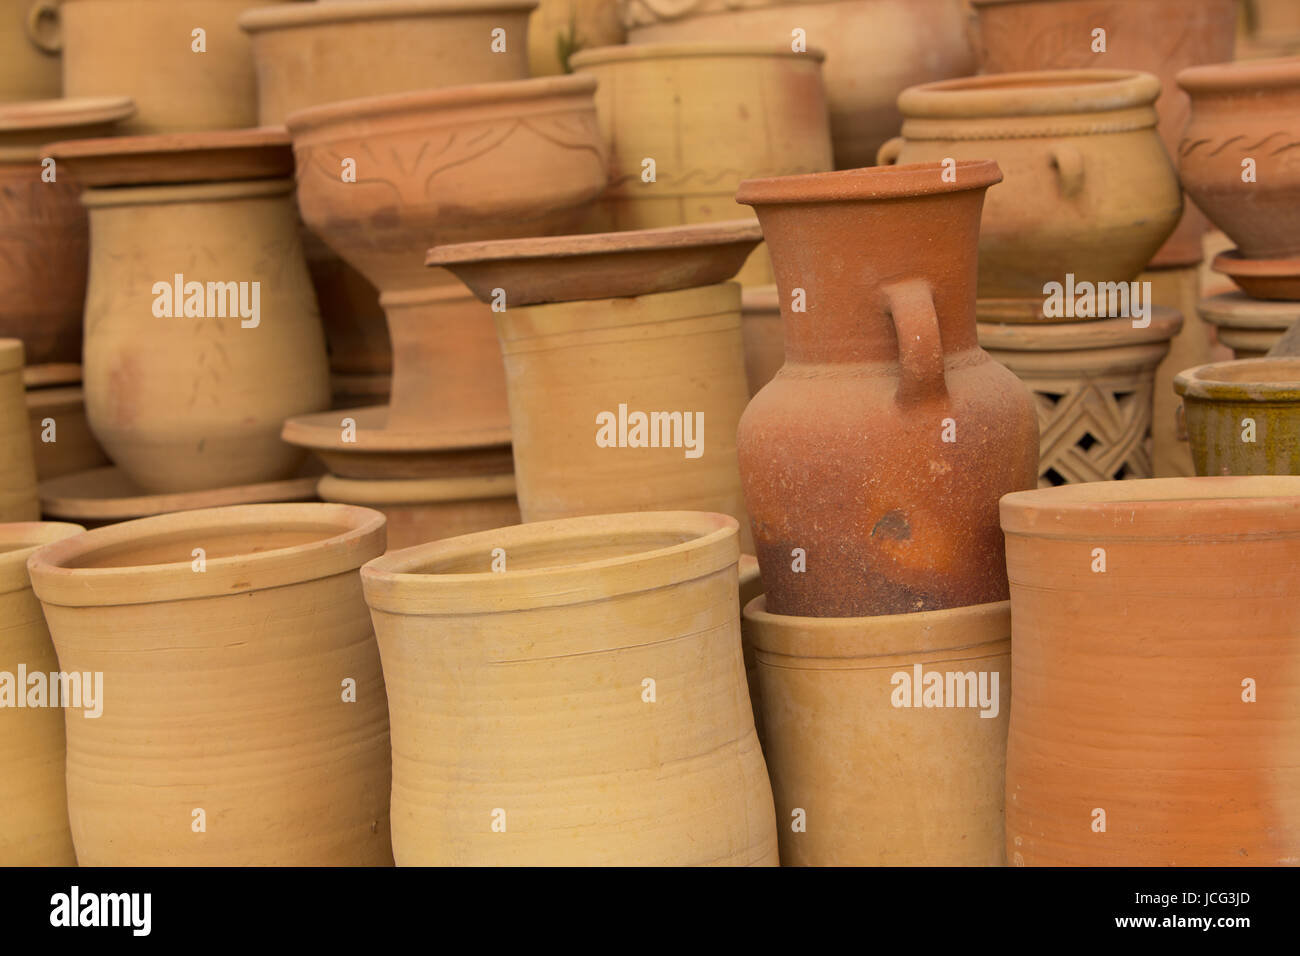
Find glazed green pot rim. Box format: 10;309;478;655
569;42;827;68
1178;55;1300;95
1174;357;1300;401
361;510;738;615
28;503;387;608
0;523;84;596
240;0;539;32
737;159;1001;205
899;69;1160;118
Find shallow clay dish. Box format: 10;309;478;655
0;96;136;151
41;127;294;187
428;220;763;306
1211;250;1300;301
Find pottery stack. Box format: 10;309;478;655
1174;56;1300;477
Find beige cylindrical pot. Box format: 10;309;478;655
1199;292;1300;359
361;510;779;866
529;0;623;74
27;503;394;866
59;0;297;134
80;178;329;494
0;0;62;101
26;384;110;480
317;472;521;551
569;43;834;287
0;520;84;866
0;340;40;521
978;310;1182;486
1175;357;1300;476
745;596;1011;866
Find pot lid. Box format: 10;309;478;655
427;220;763;306
1177;55;1300;94
240;0;540;33
0;96;135;134
41;126;294;187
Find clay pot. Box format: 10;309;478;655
969;0;1237;268
27;502;393;865
0;97;134;369
620;0;977;170
429;222;760;551
741;285;783;397
529;0;623;75
1199;292;1300;359
979;309;1183;486
0;340;39;522
317;472;521;551
360;510;778;865
568;43;833;288
45;129;330;495
1178;57;1300;299
881;70;1182;322
286;77;608;449
745;596;1010;865
735;162;1038;618
25;384;110;481
1248;0;1300;48
1001;476;1300;865
58;0;297;135
0;0;62;101
0;520;84;866
737;553;765;747
1175;358;1300;475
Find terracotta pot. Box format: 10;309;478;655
1178;57;1300;298
978;309;1182;486
429;222;760;552
0;340;39;522
745;595;1010;865
1175;358;1300;475
45;129;330;495
59;0;297;135
0;97;134;368
25;384;110;481
27;502;393;865
529;0;623;74
286;77;608;448
0;0;62;101
740;285;783;397
881;70;1182;322
1001;476;1300;865
569;43;832;288
621;0;977;170
360;510;778;865
0;520;84;866
317;472;521;551
735;162;1038;617
970;0;1236;268
1199;291;1300;359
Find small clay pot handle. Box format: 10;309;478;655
1049;144;1085;198
876;137;905;166
26;0;62;55
884;278;947;406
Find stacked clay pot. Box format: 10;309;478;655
0;340;40;521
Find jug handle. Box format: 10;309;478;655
884;279;947;406
26;0;61;54
877;137;905;166
1049;144;1084;198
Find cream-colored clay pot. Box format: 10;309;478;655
0;340;39;521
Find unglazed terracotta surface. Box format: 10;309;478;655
881;70;1182;322
620;0;977;170
1210;249;1300;301
1001;477;1300;865
0;339;39;521
0;0;62;102
360;511;778;865
25;385;110;481
970;0;1236;268
746;596;1011;865
1199;291;1300;359
27;503;394;866
0;520;84;866
1175;358;1300;475
736;161;1038;617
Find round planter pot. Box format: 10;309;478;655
970;0;1236;268
0;520;84;866
528;0;623;75
620;0;976;170
1198;291;1300;359
1001;476;1300;865
317;472;521;551
735;162;1039;617
744;595;1011;865
360;510;778;865
740;285;783;397
27;502;393;865
978;310;1183;486
1175;357;1300;475
0;0;62;101
0;339;39;521
568;43;833;287
25;384;110;481
881;70;1182;322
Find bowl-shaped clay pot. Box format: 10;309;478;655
881;70;1182;321
360;510;778;865
0;520;84;866
27;502;394;866
1175;357;1300;476
0;0;62;102
1001;476;1300;865
0;339;39;521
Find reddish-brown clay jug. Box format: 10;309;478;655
735;161;1039;617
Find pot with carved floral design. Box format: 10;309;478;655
0;0;62;101
969;0;1236;268
619;0;976;171
569;43;833;288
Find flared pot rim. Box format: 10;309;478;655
1178;55;1300;95
569;41;828;68
736;159;1001;206
240;0;540;32
898;69;1161;119
0;523;85;596
1174;357;1300;401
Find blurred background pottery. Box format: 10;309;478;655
0;0;63;102
0;339;40;521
